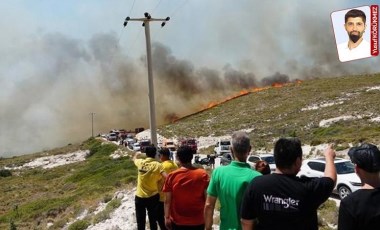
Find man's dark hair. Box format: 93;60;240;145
176;145;194;164
274;137;302;169
231;131;250;157
145;145;157;158
345;9;366;23
159;147;170;157
348;143;380;173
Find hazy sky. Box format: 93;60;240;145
1;0;379;156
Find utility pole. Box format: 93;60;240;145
123;12;170;147
90;112;95;137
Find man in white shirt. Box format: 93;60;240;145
337;9;371;62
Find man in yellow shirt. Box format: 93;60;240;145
134;146;167;230
157;148;179;230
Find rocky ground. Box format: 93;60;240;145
5;132;345;230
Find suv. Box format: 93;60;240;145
220;152;233;166
214;139;231;156
139;139;151;153
163;139;177;152
247;154;276;172
297;158;362;199
107;132;118;141
178;138;198;153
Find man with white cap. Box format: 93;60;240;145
338;143;380;230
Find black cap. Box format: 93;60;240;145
348;144;380;173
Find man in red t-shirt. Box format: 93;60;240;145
163;145;210;230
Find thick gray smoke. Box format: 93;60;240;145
1;1;379;156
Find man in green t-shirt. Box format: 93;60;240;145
205;131;261;230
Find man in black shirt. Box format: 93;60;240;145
338;143;380;230
241;137;336;230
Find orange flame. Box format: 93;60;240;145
203;81;298;110
171;81;302;123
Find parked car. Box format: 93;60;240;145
163;139;177;152
214;139;231;156
178;138;198;153
132;142;141;151
107;132;118;141
220;152;233;166
124;138;136;149
194;155;211;166
139;139;151;153
247;154;276;173
297;158;362;199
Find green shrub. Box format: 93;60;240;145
9;220;17;230
0;169;12;177
92;211;109;224
106;199;121;211
92;198;122;224
102;194;113;203
310;139;323;146
318;199;338;227
68;220;90;230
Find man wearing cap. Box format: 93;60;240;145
338;143;380;230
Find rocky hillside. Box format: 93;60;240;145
0;73;379;229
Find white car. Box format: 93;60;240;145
247;154;276;173
214;139;231;156
132;143;141;151
297;158;362;199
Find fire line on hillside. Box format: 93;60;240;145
172;80;303;123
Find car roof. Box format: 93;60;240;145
304;157;349;163
250;153;273;157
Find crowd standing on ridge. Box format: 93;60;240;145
132;131;380;230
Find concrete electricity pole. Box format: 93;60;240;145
90;112;95;137
123;12;170;147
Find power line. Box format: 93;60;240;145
152;0;163;13
128;0;137;15
115;0;137;49
169;0;189;17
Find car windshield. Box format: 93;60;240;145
221;146;230;150
221;141;230;145
261;156;275;164
335;161;355;174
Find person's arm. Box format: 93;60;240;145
161;171;168;178
241;218;255;230
204;195;217;230
324;144;337;184
164;192;172;230
133;152;141;161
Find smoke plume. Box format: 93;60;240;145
1;1;379;156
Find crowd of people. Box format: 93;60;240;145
133;131;380;230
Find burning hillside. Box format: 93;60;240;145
171;80;302;123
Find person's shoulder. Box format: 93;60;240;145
340;189;363;206
194;167;209;177
251;172;272;182
252;170;263;177
162;160;174;166
337;41;348;49
360;39;371;48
